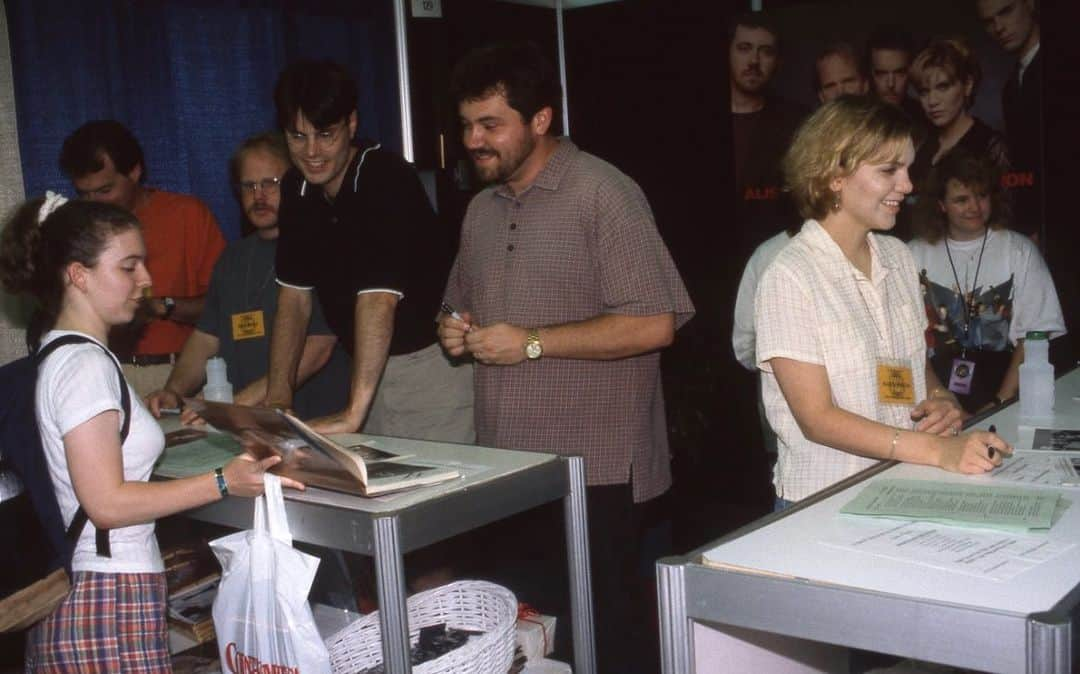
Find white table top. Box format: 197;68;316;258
701;367;1080;616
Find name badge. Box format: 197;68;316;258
231;310;265;341
877;359;915;405
948;358;976;395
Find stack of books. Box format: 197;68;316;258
164;544;219;645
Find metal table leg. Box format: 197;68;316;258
656;559;692;674
563;456;596;674
373;514;411;674
1027;616;1071;673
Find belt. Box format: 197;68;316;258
126;352;178;366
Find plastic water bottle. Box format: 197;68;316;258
1019;331;1054;419
203;357;233;403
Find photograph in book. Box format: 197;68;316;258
185;399;460;496
1031;429;1080;452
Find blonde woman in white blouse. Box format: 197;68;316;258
754;96;1010;507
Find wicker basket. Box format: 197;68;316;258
325;580;518;674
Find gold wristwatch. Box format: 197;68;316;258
524;328;543;360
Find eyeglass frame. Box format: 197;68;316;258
284;122;349;149
237;176;283;194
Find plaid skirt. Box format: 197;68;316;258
25;571;171;673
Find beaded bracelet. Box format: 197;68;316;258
213;466;229;497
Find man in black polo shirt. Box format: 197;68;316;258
265;60;473;442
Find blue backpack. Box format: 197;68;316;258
0;335;130;632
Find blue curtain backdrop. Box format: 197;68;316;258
4;0;401;241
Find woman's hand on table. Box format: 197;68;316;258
911;395;968;437
935;430;1012;474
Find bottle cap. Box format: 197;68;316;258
1025;331;1049;340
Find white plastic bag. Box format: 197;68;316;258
210;473;331;673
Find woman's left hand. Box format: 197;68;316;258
911;396;968;437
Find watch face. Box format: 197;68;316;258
526;341;542;359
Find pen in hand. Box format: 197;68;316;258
987;424;997;459
441;301;471;331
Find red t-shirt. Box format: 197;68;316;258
134;189;226;354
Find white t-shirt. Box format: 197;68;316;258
35;330;165;573
908;229;1066;352
732;231;793;370
756;221;928;501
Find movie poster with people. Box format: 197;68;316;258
728;0;1043;246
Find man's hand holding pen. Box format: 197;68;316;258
438;302;531;365
437;302;473;358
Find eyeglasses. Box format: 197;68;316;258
285;123;347;149
238;177;282;194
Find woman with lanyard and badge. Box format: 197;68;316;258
910;149;1066;415
754;96;1011;510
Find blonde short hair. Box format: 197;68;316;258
909;37;980;107
782;95;914;220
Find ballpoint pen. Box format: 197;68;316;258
988;424;997;459
440;301;463;321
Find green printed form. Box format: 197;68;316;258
154;433;241;478
840;479;1065;533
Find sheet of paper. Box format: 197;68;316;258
154;433;241;478
840;479;1063;533
820;518;1075;581
986;452;1079;487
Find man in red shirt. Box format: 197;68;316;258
60;120;226;395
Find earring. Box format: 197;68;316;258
831;190;842;212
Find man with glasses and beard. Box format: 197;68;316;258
145;132;348;421
265;60;472;443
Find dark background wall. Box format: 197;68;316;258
561;1;767;547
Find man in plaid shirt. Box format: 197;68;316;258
438;42;694;673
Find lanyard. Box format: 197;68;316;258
943;227;989;348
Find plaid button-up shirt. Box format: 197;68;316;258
444;139;694;502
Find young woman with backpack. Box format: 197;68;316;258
0;194;304;672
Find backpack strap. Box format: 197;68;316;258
36;335;132;559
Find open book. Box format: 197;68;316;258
186;400;460;497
